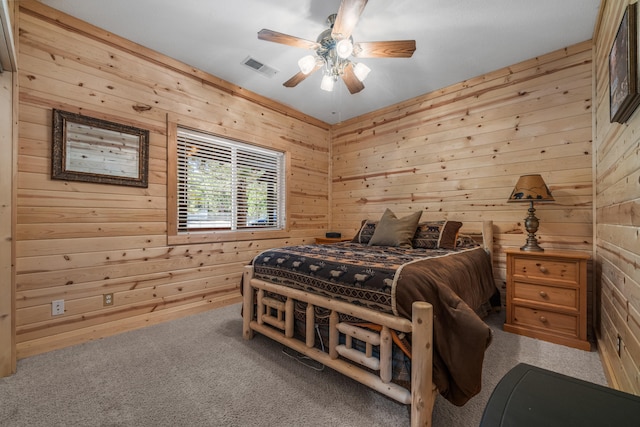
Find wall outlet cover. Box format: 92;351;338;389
103;293;114;306
52;299;64;316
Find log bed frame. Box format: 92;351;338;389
242;221;493;427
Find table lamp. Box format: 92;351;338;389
507;174;554;251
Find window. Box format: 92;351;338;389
175;127;285;234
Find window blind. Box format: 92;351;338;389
176;128;285;232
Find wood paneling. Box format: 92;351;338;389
331;40;594;306
593;0;640;395
15;1;329;358
0;0;18;378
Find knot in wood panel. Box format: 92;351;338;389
132;104;152;112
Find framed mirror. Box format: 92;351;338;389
52;109;149;187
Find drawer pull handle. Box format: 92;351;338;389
539;291;548;298
537;265;548;273
539;316;547;323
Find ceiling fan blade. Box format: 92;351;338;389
258;29;320;50
331;0;368;40
283;64;322;87
341;62;364;94
353;40;417;58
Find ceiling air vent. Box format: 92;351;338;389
242;56;278;78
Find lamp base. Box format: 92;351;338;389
521;201;544;252
520;238;544;252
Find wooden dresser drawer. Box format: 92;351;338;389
512;305;578;337
513;281;578;309
512;257;579;283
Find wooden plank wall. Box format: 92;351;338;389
0;0;18;377
0;70;16;376
330;41;594;304
15;1;329;358
593;0;640;395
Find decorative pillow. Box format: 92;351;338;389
412;220;463;250
368;208;423;248
456;234;481;249
351;219;378;244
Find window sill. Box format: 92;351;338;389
168;229;290;245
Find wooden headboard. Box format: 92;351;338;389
462;220;494;266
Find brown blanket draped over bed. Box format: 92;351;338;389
393;247;496;406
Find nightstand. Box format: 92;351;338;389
503;248;591;351
315;237;349;245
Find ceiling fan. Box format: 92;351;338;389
257;0;416;94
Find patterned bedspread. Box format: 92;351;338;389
251;242;498;405
252;242;493;316
253;243;455;313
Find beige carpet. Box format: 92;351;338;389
0;303;606;426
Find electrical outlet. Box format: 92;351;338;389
103;293;114;306
52;299;64;316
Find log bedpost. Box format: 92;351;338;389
482;220;494;266
242;265;254;340
411;301;434;427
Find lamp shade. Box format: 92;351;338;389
336;39;353;59
297;55;317;75
353;62;371;82
507;174;554;202
320;74;335;92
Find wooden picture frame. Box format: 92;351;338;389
609;3;640;123
52;109;149;187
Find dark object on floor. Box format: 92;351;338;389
489;287;501;310
480;363;640;427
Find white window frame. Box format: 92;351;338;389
168;123;288;245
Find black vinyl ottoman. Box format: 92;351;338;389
479;363;640;427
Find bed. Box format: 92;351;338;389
242;213;497;427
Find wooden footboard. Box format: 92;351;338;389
243;265;436;427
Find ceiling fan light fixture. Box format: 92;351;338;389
298;55;317;74
320;74;335;92
258;1;416;94
353;62;371;82
335;39;353;59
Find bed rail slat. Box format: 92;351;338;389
285;298;294;338
336;345;380;370
329;310;339;359
336;322;381;345
305;304;315;348
380;326;393;383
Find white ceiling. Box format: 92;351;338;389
38;0;600;125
